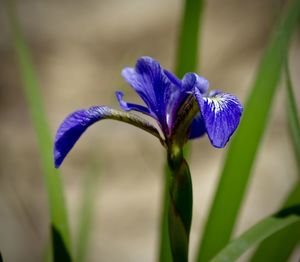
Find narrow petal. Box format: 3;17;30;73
54;106;163;168
164;69;182;87
195;90;243;148
188;113;206;139
182;73;209;94
121;67;151;104
115;91;150;115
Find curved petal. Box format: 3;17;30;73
188;113;206;139
115;91;151;115
121;67;152;105
182;73;209;94
195;89;243;148
164;69;182;87
54;106;163;168
165;88;182;129
54;106;109;168
121;57;172;132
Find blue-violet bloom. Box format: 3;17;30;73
54;56;243;168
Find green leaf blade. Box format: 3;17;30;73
286;57;300;171
175;0;204;78
250;38;300;262
75;164;101;262
196;1;300;261
211;205;300;262
250;149;300;260
5;0;72;259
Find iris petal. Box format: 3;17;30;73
121;57;172;131
182;73;209;94
121;67;151;106
115;91;151;115
164;69;182;87
188;113;206;139
166;73;209;136
54;106;162;168
195;89;243;148
54;106;110;168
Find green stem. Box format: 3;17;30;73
158;164;172;262
167;145;193;262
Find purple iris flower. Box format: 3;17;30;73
54;56;243;168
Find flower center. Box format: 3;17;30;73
170;95;199;146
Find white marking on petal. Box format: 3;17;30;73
195;90;243;148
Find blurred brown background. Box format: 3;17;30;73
0;0;300;261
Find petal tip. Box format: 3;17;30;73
54;149;63;168
52;106;110;168
183;73;209;94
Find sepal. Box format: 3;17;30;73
54;106;163;168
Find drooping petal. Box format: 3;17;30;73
188;113;206;139
195;89;243;148
115;91;150;115
121;57;172;132
54;106;109;168
54;106;163;168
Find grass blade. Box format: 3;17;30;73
158;1;204;261
5;0;72;259
286;58;300;171
250;181;300;262
196;1;300;261
52;226;72;262
250;53;300;262
211;205;300;262
75;164;101;262
175;0;204;78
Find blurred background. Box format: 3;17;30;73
0;0;299;261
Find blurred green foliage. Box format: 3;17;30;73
196;1;300;261
212;204;300;262
250;44;300;262
6;0;72;260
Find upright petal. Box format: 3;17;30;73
121;67;153;107
121;57;172;132
54;106;162;168
182;73;209;94
195;90;243;148
164;69;182;87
